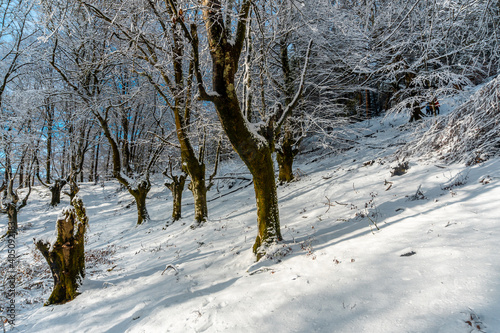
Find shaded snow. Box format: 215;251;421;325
0;114;499;333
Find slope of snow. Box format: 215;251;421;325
1;114;499;333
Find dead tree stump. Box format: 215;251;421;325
35;196;88;305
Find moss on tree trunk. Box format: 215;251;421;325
196;0;282;259
131;181;151;225
36;197;88;305
251;151;282;260
277;150;294;184
166;174;186;221
276;131;298;184
49;179;67;207
6;204;18;236
190;166;208;226
211;81;283;260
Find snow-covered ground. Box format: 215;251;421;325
1;112;499;333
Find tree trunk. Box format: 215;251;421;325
190;165;208;226
105;147;111;178
277;151;294;184
35;197;88;305
215;99;283;258
64;177;79;202
18;160;24;189
130;181;151;225
46;102;54;184
89;144;95;183
165;174;186;222
61;141;66;178
94;142;100;184
251;149;282;260
168;19;209;227
276;129;298;184
195;0;282;258
365;89;371;119
6;203;18;236
50;179;67;207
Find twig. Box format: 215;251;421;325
205;181;254;203
367;215;380;231
324;196;335;213
161;264;178;275
384;179;393;191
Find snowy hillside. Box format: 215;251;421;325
2;113;500;333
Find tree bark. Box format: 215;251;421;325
89;143;95;183
131;182;150;225
191;0;282;258
169;14;209;226
274;34;304;184
49;179;67;207
95;111;152;225
277;138;297;184
36;172;66;207
214;94;283;259
6;203;18;236
190;167;208;226
18;160;24;189
365;89;371;119
46;102;54;183
251;151;282;259
35;197;88;305
63;175;80;202
166;174;186;222
93;141;100;183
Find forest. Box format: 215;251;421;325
1;0;500;332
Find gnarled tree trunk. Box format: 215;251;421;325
95;111;154;225
189;165;208;226
251;150;281;257
165;173;186;221
36;171;67;207
184;0;283;259
212;95;283;259
35;197;88;305
1;178;31;236
276;129;299;184
6;204;18;236
130;179;151;225
49;179;66;206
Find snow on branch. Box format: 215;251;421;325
399;76;500;165
274;39;314;134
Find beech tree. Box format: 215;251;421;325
171;0;311;257
28;0;500;259
333;0;500;120
77;0;312;256
245;0;316;184
77;0;223;226
0;83;40;235
39;1;163;224
0;168;32;236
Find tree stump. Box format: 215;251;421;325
35;196;88;305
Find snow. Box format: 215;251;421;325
1;112;500;332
